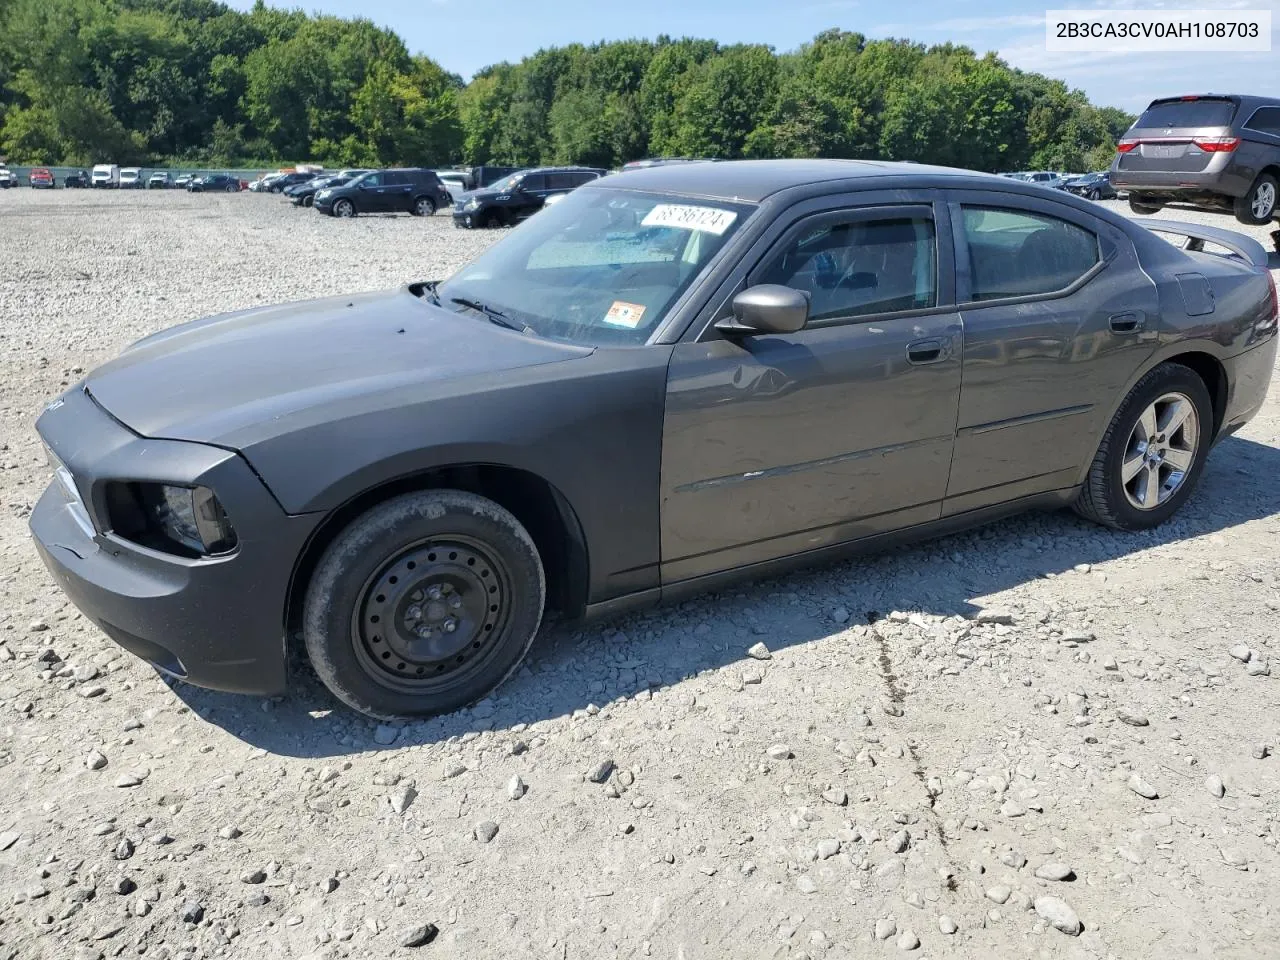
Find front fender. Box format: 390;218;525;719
242;348;674;604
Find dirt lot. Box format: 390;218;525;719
1;188;1278;960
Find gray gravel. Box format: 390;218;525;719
1;188;1278;959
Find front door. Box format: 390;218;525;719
660;201;964;583
942;191;1159;513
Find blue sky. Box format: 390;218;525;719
226;0;1279;111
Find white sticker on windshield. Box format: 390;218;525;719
604;301;646;328
641;204;737;235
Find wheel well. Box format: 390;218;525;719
1165;351;1227;435
284;465;589;638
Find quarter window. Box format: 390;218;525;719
759;215;937;321
960;206;1099;301
1244;106;1280;135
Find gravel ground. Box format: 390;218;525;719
1;188;1278;960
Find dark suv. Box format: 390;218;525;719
1111;94;1280;225
314;169;450;218
452;166;608;228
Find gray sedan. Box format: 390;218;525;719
30;160;1279;719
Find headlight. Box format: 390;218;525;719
316;189;332;200
464;198;481;211
108;482;237;556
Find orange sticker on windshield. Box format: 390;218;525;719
604;301;646;328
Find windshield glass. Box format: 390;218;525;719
487;173;524;193
1135;98;1235;128
436;187;755;346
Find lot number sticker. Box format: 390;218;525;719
641;204;738;235
604;301;646;328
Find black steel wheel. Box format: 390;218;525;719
303;490;545;719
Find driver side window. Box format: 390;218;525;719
759;214;937;322
361;173;383;187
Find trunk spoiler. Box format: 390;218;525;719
1133;218;1270;269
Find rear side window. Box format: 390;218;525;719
1135;99;1235;128
961;207;1099;301
545;173;578;190
759;215;937;321
571;171;600;186
1244;107;1280;135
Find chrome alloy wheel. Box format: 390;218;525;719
1253;180;1277;220
1121;391;1199;510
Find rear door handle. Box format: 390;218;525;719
907;338;944;364
1109;310;1145;333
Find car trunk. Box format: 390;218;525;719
1115;97;1238;173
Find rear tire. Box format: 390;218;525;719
1128;195;1163;215
303;490;545;719
1234;173;1278;226
412;196;436;216
1073;363;1212;531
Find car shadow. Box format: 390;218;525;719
170;434;1280;756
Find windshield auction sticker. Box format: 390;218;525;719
604;301;646;328
642;204;738;235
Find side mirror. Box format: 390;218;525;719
716;285;809;336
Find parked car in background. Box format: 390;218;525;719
190;173;242;193
1111;93;1280;225
453;166;607;228
148;172;172;189
470;165;522;189
91;164;120;188
174;174;194;189
28;167;55;189
0;164;17;188
1062;171;1117;200
436;170;472;202
30;160;1278;719
314;168;451;218
267;172;315;193
64;169;90;188
119;168;142;189
287;172;367;207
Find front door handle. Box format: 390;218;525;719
1109;310;1145;333
907;338;944;364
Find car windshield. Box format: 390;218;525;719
436;187;755;346
487;173;524;192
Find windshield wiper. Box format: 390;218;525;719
449;296;534;334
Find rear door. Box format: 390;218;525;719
660;197;964;582
942;190;1159;513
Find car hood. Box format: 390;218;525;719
84;288;592;448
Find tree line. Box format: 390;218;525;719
0;0;1133;173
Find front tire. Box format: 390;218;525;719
1087;188;1101;201
1234;173;1278;226
1073;363;1212;530
1129;195;1163;215
303;490;546;719
333;198;355;218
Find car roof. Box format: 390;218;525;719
524;166;607;174
588;158;1029;204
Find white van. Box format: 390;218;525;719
91;164;120;188
119;167;142;189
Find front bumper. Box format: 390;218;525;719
452;210;478;228
30;385;320;696
313;198;334;213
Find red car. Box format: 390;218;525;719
29;167;55;189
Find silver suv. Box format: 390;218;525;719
1111;94;1280;226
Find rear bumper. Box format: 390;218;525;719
1221;334;1278;438
30;386;321;696
1112;168;1249;200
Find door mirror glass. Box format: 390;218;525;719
719;285;809;335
